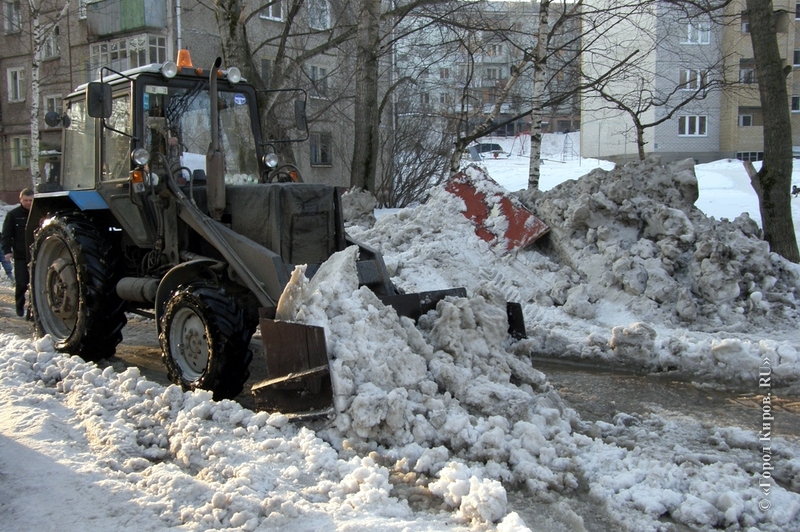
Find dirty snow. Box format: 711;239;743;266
1;134;799;531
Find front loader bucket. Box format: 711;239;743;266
251;319;334;418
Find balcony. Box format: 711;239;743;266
87;0;167;38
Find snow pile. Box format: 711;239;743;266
270;238;800;530
0;332;531;530
529;157;799;330
274;246;579;513
350;158;800;390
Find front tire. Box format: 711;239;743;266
30;212;127;361
160;283;255;400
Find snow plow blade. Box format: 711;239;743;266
445;166;549;254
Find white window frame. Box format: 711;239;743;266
308;0;329;30
4;0;20;34
78;0;87;20
310;132;332;166
43;94;62;117
794;50;800;67
7;67;24;102
259;0;282;22
439;68;450;79
486;67;500;80
739;67;756;84
678;115;707;136
792;96;800;112
10;136;29;168
681;21;710;45
738;114;753;127
679;69;706;90
487;44;502;56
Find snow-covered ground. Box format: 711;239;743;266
1;135;799;531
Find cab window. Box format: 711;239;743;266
102;94;131;181
61;99;96;190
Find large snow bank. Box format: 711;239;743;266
350;158;800;391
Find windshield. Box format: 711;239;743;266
143;82;259;183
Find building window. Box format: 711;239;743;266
487;44;502;56
792;96;800;112
439;68;450;79
78;0;87;20
308;0;329;30
260;0;282;21
40;27;60;60
10;136;29;168
486;67;500;80
740;12;749;32
4;1;20;34
421;92;430;105
736;151;763;162
310;132;331;166
309;65;327;97
43;94;62;114
681;21;710;44
7;67;24;102
796;2;800;19
679;69;706;90
738;114;753;127
149;36;166;64
678;115;707;136
739;66;756;84
794;50;800;67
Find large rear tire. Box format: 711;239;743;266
30;213;127;361
160;283;254;400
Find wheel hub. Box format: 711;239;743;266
172;309;209;378
46;258;78;320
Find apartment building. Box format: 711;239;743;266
0;0;358;204
393;2;581;142
581;0;800;164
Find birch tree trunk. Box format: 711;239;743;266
350;0;381;191
527;0;550;190
29;4;41;188
27;0;70;189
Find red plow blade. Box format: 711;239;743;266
445;166;549;253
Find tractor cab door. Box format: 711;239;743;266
91;85;158;248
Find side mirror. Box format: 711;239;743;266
87;82;113;118
294;99;307;132
44;111;70;128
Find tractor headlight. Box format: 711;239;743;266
132;148;150;166
263;152;279;168
161;60;178;79
226;67;242;84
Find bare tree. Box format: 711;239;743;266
350;0;381;191
742;0;799;262
24;0;70;188
582;1;737;163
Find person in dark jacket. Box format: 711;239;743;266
2;189;34;317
